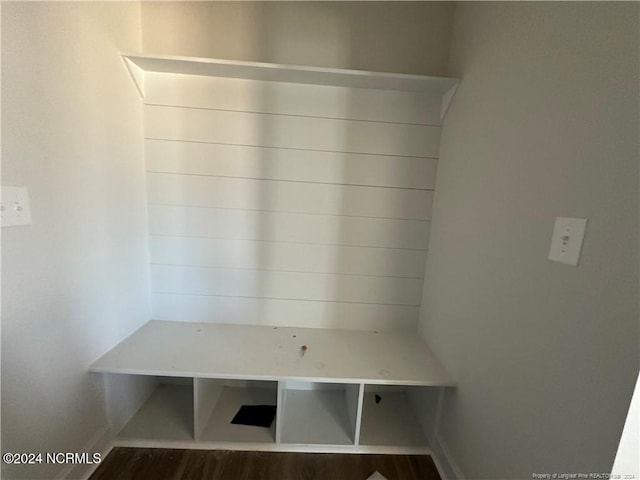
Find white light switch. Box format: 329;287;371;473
1;186;32;227
548;217;587;266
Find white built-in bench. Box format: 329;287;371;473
90;320;454;454
92;54;459;455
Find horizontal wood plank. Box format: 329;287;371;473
145;72;443;125
145;140;437;190
147;205;430;250
150;265;424;306
151;294;418;331
144;105;440;158
146;173;433;220
149;236;426;278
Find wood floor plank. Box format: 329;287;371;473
175;449;227;480
89;448;442;480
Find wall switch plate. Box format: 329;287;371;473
1;186;32;227
548;217;587;266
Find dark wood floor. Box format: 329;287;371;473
89;448;442;480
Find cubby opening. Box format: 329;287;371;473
118;377;194;441
195;379;278;443
278;381;362;446
359;385;438;448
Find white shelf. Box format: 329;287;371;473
90;321;454;387
199;385;277;444
280;388;354;446
122;53;459;93
118;384;193;441
359;391;428;447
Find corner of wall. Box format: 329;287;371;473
431;433;466;480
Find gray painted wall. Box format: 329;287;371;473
1;3;149;478
420;2;639;478
141;1;455;76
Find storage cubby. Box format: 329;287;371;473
359;385;434;448
91;321;453;453
278;382;362;446
118;377;194;441
195;379;277;443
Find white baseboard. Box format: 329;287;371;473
431;433;465;480
54;424;114;480
80;426;114;480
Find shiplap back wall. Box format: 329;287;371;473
145;72;442;331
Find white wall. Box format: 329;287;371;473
144;72;444;331
141;1;454;76
1;3;149;479
138;1;455;331
420;2;639;478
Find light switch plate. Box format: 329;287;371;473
548;217;587;266
1;186;32;227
